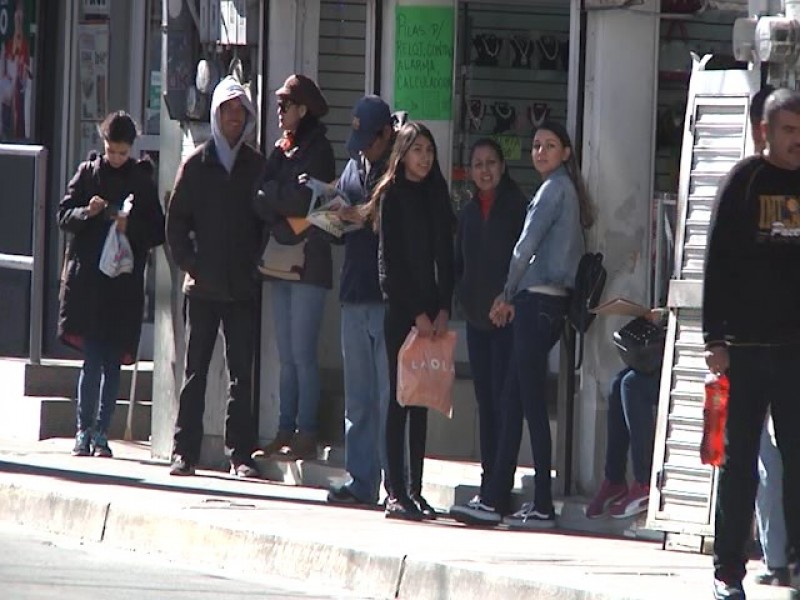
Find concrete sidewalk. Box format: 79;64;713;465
0;438;791;600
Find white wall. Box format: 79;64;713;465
576;1;660;494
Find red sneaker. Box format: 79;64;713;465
585;480;628;519
609;482;650;519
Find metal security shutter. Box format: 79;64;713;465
318;0;369;173
647;66;757;541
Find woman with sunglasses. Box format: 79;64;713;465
253;74;335;461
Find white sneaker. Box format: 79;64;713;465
503;502;556;530
467;494;482;508
449;501;501;526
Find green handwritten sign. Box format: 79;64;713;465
395;5;454;120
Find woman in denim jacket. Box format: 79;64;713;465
450;120;593;529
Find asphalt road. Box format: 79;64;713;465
0;524;374;600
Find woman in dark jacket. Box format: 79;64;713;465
453;138;527;511
58;111;165;458
253;74;336;460
365;122;455;521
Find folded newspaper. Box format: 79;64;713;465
304;177;362;238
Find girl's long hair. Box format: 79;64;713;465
536;120;594;229
363;121;440;231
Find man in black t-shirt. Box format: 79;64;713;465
703;88;800;599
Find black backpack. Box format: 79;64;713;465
568;252;607;369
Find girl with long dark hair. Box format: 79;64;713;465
365;122;455;520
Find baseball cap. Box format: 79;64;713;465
346;95;392;158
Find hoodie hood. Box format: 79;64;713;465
210;76;257;173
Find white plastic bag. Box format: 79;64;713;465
99;225;134;277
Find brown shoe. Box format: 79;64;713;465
251;430;294;459
279;432;317;461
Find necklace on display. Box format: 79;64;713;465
528;103;550;129
493;102;516;135
510;35;532;68
473;34;502;66
482;34;502;59
468;99;485;132
537;35;560;68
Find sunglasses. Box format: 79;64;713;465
277;99;294;113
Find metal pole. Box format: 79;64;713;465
29;149;48;365
124;258;150;441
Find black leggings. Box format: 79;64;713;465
384;307;428;500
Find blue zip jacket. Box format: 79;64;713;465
336;156;384;303
502;165;584;301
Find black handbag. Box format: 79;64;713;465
613;317;666;375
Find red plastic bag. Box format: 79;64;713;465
397;329;457;418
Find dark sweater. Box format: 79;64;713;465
703;155;800;345
254;120;336;289
59;155;165;364
336;152;389;303
455;176;527;330
166;141;266;302
378;168;455;319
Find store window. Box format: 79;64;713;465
451;1;571;210
0;0;37;142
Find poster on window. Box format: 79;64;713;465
78;120;102;162
78;22;108;121
0;0;36;142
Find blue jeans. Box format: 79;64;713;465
466;322;515;498
340;303;390;502
76;338;122;434
604;368;659;485
756;414;788;569
271;281;327;434
483;292;566;513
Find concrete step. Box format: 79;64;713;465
252;447;662;542
0;358;154;400
0;396;152;442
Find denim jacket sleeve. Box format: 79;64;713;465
502;179;563;301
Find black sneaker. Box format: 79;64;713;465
449;501;501;526
71;430;91;457
713;577;745;599
503;502;556;530
411;495;437;520
384;497;424;522
229;459;259;479
754;566;790;587
327;485;367;506
169;455;195;476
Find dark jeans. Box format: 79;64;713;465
173;297;257;464
466;322;515;497
76;338;122;434
714;344;800;583
384;307;428;500
604;368;659;485
483;292;567;513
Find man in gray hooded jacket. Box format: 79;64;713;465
166;76;266;477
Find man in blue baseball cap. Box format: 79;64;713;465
345;95;393;159
327;95;396;506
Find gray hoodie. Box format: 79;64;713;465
210;76;257;173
